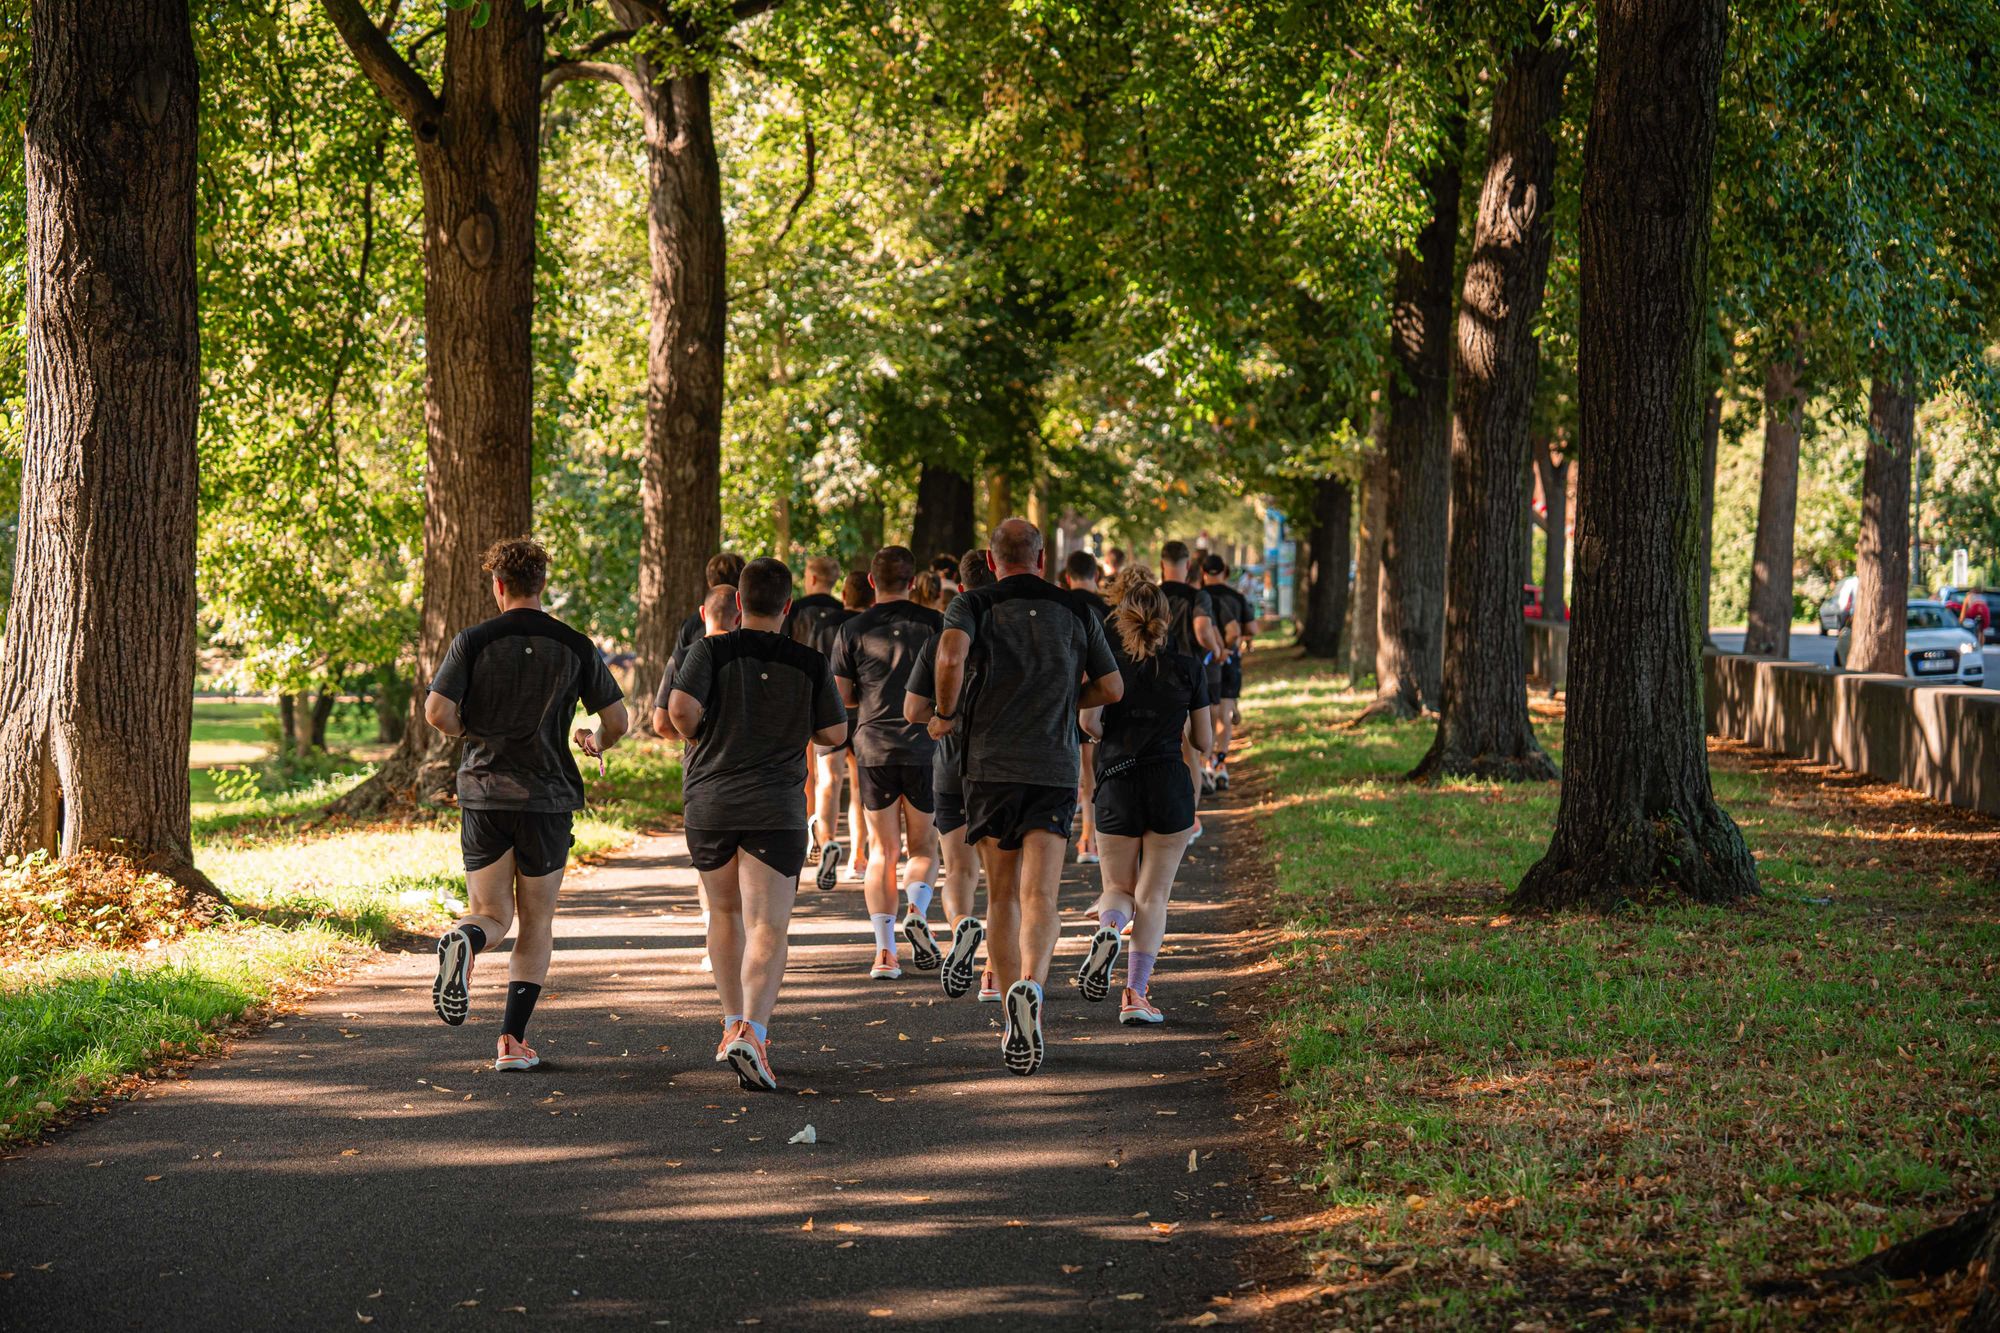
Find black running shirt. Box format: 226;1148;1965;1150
671;628;846;831
904;636;965;796
783;592;847;655
1205;582;1250;655
1095;647;1209;776
941;574;1119;787
831;600;944;767
430;608;623;813
1158;580;1216;664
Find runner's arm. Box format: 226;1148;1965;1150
424;692;465;737
834;675;861;710
665;689;704;740
904;687;935;726
929;627;971;736
1078;705;1104;742
813;718;849;748
1194;612;1224;659
1077;667;1124;709
1188;703;1214;756
575;699;629;757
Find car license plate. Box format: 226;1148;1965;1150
1914;653;1955;675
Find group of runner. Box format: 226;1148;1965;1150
422;519;1255;1090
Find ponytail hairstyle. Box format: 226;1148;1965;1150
1114;574;1171;662
1102;560;1155;609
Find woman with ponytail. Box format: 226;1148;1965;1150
1072;572;1211;1024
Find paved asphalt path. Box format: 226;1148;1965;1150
0;800;1274;1331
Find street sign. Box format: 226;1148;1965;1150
1955;548;1970;586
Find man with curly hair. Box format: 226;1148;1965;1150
424;538;629;1073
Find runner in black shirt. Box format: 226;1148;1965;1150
810;570;875;888
1060;549;1106;869
1201;554;1252;790
783;556;844;869
425;539;629;1073
663;558;848;1091
1158;540;1224;837
1073;573;1210;1026
903;547;997;1000
831;546;946;980
932;518;1123;1075
664;551;747;691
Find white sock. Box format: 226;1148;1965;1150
907;882;934;918
870;914;897;951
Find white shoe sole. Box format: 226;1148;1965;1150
725;1038;778;1092
1119;1009;1164;1025
494;1053;540;1071
905;915;941;971
1003;983;1044;1075
814;842;844;891
432;930;472;1027
1075;928;1120;1003
941;920;985;998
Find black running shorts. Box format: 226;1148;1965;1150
1094;760;1196;838
1205;661;1225;701
964;781;1077;850
461;809;574;878
685;826;810;878
858;763;937;814
1221;660;1243;699
934;787;966;836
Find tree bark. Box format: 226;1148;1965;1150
304;692;336;753
1848;376;1916;674
1301;477;1352;659
0;0;217;899
1698;387;1721;646
626;68;727;731
1367;113;1463;720
323;0;544;810
1744;358;1803;657
1350;435;1389;685
911;462;978;560
1535;437;1569;623
277;694;299;757
1414;28;1567;783
1762;1195;2000;1329
985;469;1012;533
1514;0;1757;910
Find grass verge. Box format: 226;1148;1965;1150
1240;649;1999;1328
2;739;683;1142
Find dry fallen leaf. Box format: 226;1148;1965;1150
1190;1313;1220;1326
1151;1222;1180;1236
800;1218;814;1232
1060;1264;1083;1275
1116;1292;1145;1301
836;1241;856;1250
144;1175;163;1183
900;1195;932;1203
339;1149;360;1158
867;1309;893;1318
834;1222;863;1233
1188;1149;1199;1173
356;1315;374;1325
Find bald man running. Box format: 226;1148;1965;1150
930;518;1124;1075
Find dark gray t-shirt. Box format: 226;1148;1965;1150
671;628;846;831
1159;580;1216;664
941;574;1119;787
1205;582;1252;654
429;608;623;813
904;636;964;796
783;592;848;654
831;599;943;767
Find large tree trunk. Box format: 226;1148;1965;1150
1744;358;1803;656
301;691;336;753
323;1;544;809
627;69;726;732
1350;435;1389;685
1366;114;1464;720
0;0;216;899
1848;376;1916;674
911;462;978;561
1535;437;1569;623
1414;28;1567;783
1301;477;1352;659
1698;387;1721;646
1514;0;1757;911
277;694;299;757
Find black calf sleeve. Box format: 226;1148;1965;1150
501;981;542;1041
460;923;488;954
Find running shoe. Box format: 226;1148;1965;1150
846;858;868;884
1077;849;1101;866
725;1024;779;1092
1216;768;1231;792
1002;980;1045;1075
1118;988;1163;1025
869;948;903;981
1201;769;1217;796
977;970;1001;1002
715;1021;735;1064
431;927;475;1026
1189;821;1204;843
941;917;985;998
904;910;941;971
814;840;845;891
1074;927;1121;1003
494;1038;540;1072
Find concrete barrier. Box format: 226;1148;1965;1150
1524;619;1568;693
1701;651;2000;818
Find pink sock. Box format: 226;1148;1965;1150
1127;950;1157;994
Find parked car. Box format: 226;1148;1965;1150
1816;575;1858;634
1521;583;1569;621
1959;588;2000;643
1834;601;1984;684
1938;585;1966;618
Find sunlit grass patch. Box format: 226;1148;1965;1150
1242;648;2000;1327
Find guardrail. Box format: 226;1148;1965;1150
1524;619;1568;692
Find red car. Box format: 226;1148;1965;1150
1522;584;1569;621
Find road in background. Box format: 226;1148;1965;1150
1709;628;1997;687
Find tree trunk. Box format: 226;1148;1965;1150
1848;376;1916;675
627;69;726;732
1514;0;1757;911
1366;113;1463;720
1744;358;1803;657
305;692;336;752
323;1;544;810
277;694;299;757
985;469;1012;533
1536;438;1569;622
1414;28;1567;783
0;0;216;900
1350;434;1389;685
1301;477;1352;659
1698;387;1721;646
1762;1195;2000;1329
911;462;978;560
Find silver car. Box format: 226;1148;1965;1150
1835;601;1984;684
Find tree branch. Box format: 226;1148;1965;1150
548;26;638;66
319;0;441;139
772;119;816;246
731;0;783;20
542;59;648;108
